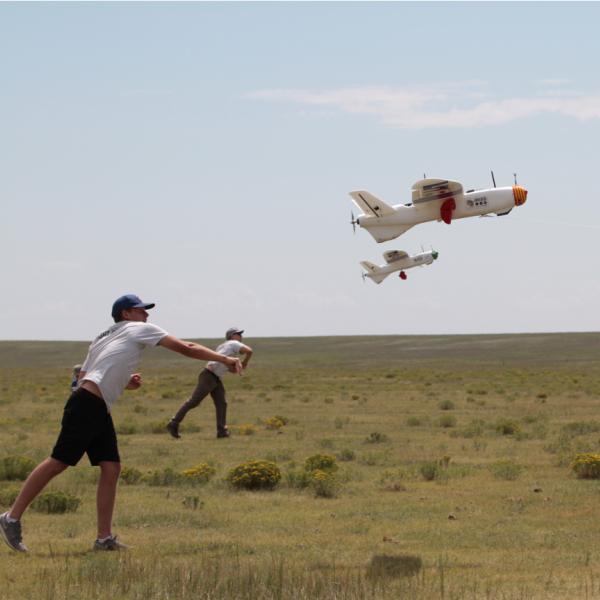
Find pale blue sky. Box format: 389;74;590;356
2;2;599;340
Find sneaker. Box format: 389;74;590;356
0;512;27;552
217;429;230;439
166;420;181;439
93;535;129;551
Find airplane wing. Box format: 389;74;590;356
349;191;395;217
383;250;408;264
411;179;463;204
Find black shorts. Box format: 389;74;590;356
51;388;120;466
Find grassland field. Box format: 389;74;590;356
1;332;600;599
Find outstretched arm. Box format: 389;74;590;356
158;335;242;374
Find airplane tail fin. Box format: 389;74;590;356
360;261;389;284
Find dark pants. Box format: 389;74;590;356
172;369;227;434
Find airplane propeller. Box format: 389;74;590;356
350;211;358;234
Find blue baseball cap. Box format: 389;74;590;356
111;294;155;321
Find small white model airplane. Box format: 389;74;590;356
361;249;439;284
349;176;528;243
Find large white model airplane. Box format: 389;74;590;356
349;177;528;243
361;249;438;284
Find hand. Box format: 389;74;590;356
226;357;243;375
126;373;143;390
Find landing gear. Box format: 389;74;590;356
399;271;407;280
440;198;456;224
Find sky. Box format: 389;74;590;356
1;2;600;341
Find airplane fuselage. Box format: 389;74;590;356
364;251;435;281
361;250;438;283
356;186;527;243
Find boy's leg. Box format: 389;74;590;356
211;381;229;437
1;457;68;552
96;461;121;539
9;457;68;520
168;370;216;437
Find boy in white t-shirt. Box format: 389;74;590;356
0;294;241;554
167;327;253;439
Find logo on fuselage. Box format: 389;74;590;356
467;196;488;208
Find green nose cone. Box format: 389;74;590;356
432;250;439;260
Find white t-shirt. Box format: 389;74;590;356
81;321;168;410
206;340;243;379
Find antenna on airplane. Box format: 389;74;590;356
423;173;427;179
491;170;496;188
513;172;518;185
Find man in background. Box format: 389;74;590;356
167;327;253;439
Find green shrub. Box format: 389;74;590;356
233;424;256;436
489;460;523;480
31;491;80;514
311;469;340;498
572;453;600;479
182;495;204;510
0;486;19;507
286;469;312;489
495;419;521;436
181;463;216;484
0;455;36;481
438;400;455;411
337;448;355;462
406;416;423;427
419;461;440;481
264;417;285;430
120;466;143;485
144;468;184;486
436;415;457;428
418;457;451;481
226;460;281;490
304;454;338;473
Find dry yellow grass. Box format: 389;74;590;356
1;333;600;598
